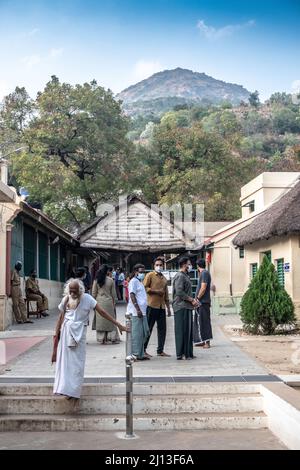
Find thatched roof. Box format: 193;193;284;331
233;178;300;247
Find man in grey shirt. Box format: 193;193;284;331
172;256;199;360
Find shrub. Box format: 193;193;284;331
240;255;295;334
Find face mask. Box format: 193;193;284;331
187;265;193;273
32;274;37;279
137;273;145;281
155;266;163;273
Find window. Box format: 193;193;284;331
276;258;285;287
239;247;245;259
249;201;255;212
72;254;77;267
23;224;36;276
50;242;59;281
11;217;23;270
251;263;258;279
38;232;48;279
77;254;84;267
263;251;272;262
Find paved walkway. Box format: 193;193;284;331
0;303;269;378
0;429;286;450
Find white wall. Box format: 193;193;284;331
2;278;64;330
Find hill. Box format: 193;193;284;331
117;68;251;116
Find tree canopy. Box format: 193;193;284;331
1;77;133;228
1;77;300;230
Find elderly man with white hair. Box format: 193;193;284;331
53;278;128;399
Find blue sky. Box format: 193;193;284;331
0;0;299;101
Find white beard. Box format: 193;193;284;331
68;295;81;310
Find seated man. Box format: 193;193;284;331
25;269;49;317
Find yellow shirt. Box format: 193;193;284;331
11;270;21;286
143;271;169;309
25;277;40;295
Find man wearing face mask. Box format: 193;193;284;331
11;261;32;324
127;264;150;361
26;269;49;317
172;256;199;360
143;257;171;358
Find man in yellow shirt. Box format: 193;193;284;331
25;269;49;317
11;261;33;324
143;257;171;357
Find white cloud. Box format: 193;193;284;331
28;28;40;37
49;48;64;59
197;19;255;41
18;28;40;39
21;54;41;69
134;60;163;81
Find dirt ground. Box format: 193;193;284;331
222;324;300;375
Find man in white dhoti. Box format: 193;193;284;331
53;279;128;399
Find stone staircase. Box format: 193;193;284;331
0;382;268;431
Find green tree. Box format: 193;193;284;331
10;77;133;228
248;90;260;108
201;109;241;145
148;122;255;220
240;256;295;334
272;107;300;134
269;92;293;106
0;86;34;158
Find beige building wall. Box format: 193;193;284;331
1;196;67;330
34;279;64;310
244;236;300;318
0;195;19;331
209;235;247;297
208;172;300;311
240;172;300;219
291;235;300;318
245;237;292;292
2;277;64;330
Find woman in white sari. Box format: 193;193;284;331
53;278;127;399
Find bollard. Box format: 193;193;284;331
125;313;136;438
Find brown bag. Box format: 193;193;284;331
51;297;68;364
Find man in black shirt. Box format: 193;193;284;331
193;258;213;349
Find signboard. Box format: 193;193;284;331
284;262;290;273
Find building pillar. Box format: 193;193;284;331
5;225;12;296
48;237;51;280
36;229;39;277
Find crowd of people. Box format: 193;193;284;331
52;256;213;400
127;256;212;361
11;257;213;401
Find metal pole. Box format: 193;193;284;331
125;313;136;438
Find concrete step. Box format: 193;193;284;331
0;393;263;415
0;382;261;397
0;412;268;431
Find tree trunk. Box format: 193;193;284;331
84;193;97;218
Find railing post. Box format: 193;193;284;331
125;313;136;438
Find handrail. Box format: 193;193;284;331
124;312;136;438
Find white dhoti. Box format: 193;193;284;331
53;293;97;399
